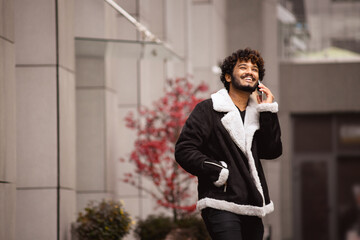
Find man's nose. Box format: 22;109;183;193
245;70;253;76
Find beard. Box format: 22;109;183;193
231;73;258;93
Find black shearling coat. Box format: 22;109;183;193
175;89;282;217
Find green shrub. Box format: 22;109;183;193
134;214;210;240
134;214;175;240
75;199;132;240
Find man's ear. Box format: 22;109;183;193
225;74;231;83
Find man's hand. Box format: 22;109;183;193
256;82;274;104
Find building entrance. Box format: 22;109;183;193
292;114;360;240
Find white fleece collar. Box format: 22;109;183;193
211;88;260;154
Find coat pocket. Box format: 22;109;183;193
204;161;225;169
204;161;228;192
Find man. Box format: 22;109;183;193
175;48;282;240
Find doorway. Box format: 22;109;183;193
292;113;360;240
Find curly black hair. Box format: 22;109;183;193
220;48;265;91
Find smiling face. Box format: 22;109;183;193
226;60;259;93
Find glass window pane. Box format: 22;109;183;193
337;114;360;151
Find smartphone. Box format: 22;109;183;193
257;81;266;102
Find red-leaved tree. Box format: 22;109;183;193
121;78;208;221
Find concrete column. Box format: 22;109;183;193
226;0;263;53
74;0;125;214
191;0;227;93
164;0;189;78
14;0;76;239
75;54;116;210
0;0;16;239
74;1;143;229
74;0;190;229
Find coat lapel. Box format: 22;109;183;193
211;89;260;155
211;89;265;204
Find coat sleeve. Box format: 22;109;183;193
175;101;228;185
255;102;283;159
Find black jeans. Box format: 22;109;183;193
201;208;264;240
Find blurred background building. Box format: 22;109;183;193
0;0;359;239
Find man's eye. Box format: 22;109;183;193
252;69;258;72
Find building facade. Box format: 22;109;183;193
279;0;360;240
2;0;359;240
